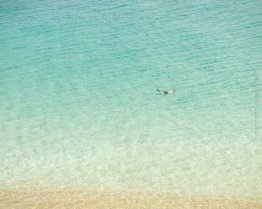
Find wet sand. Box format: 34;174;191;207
1;190;262;209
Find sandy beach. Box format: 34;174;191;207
1;190;261;209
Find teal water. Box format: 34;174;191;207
0;0;261;197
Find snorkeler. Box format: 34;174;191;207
156;89;176;95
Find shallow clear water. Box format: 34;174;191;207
0;0;261;197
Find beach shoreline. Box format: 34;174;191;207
1;189;262;209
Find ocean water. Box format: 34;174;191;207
0;0;261;198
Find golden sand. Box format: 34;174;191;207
1;190;261;209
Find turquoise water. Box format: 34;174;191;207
0;0;261;197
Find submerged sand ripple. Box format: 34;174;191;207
1;190;262;209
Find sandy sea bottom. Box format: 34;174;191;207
1;1;261;208
1;189;262;209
